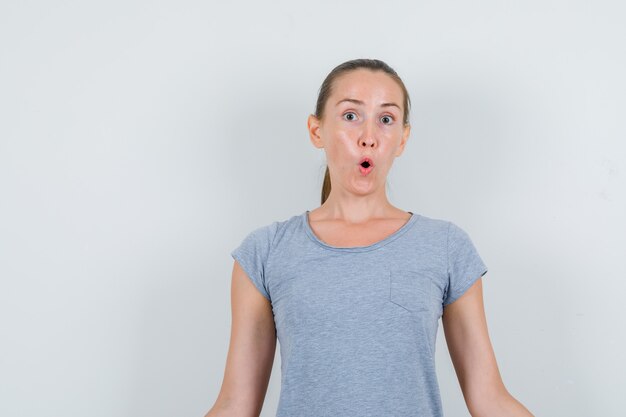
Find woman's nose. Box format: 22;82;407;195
360;120;377;147
360;136;375;147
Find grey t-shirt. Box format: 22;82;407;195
230;210;488;417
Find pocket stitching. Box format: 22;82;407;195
389;269;431;312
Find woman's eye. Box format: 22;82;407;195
343;112;357;121
381;115;394;124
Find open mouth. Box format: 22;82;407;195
359;157;374;168
358;157;374;175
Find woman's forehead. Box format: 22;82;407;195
331;70;403;103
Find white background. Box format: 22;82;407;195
1;1;624;416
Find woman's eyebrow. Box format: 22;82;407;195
335;98;401;110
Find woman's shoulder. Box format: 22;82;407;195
412;211;452;231
410;212;483;247
237;211;302;243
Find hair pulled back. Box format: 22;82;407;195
314;58;411;204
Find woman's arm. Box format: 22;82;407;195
442;278;534;417
204;260;277;417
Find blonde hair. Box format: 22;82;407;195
313;59;411;204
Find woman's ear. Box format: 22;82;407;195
307;114;324;149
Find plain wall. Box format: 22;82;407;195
1;1;624;416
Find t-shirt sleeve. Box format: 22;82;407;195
230;222;277;302
443;221;489;306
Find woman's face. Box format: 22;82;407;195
308;68;410;197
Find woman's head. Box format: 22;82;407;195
308;59;411;205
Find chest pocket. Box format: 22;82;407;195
389;269;433;313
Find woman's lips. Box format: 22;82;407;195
359;164;373;175
358;157;374;176
359;157;374;167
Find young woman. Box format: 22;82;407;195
206;59;534;417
